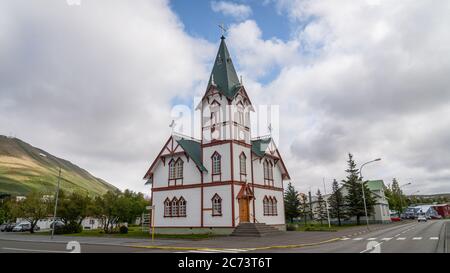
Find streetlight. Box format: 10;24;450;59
39;153;61;240
359;158;381;230
399;182;412;217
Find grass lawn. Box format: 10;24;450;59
30;226;218;240
289;223;360;232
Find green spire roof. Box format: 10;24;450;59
207;36;241;99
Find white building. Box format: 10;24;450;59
143;36;291;234
309;180;391;224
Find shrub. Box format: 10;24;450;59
53;222;82;235
119;225;128;234
286;224;296;231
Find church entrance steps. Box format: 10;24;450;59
230;223;283;237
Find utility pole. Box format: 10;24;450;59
323;178;331;228
308;190;313;222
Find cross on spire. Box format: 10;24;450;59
218;23;227;39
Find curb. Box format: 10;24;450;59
126;237;342;252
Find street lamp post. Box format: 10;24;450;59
399;182;412;217
40;153;61;240
359;158;381;230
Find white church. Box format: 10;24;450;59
143;35;291;234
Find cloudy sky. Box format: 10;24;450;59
1;0;449;195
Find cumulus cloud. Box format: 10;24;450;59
229;0;450;194
211;1;252;21
1;0;450;196
0;0;214;193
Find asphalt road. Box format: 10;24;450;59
251;220;448;253
0;220;448;253
0;239;168;253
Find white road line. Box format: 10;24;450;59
394;234;401;237
396;237;406;240
341;237;350;241
429;237;439;240
353;238;363;241
412;237;422;240
367;238;377;241
381;238;393;241
2;247;68;253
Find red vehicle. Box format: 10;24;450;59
390;216;401;222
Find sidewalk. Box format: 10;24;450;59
0;221;412;250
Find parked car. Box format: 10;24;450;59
0;223;7;232
13;223;31;232
417;215;427;222
2;223;17;232
49;221;65;229
390;216;401;222
12;223;40;232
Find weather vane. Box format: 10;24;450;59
218;23;227;37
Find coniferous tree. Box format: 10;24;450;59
314;189;327;225
329;179;346;226
284;182;301;223
342;153;376;225
299;193;309;225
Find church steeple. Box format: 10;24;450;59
207;36;241;99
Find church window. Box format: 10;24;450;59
164;198;171;217
175;158;183;179
212;194;222;216
263;196;269;216
169;160;176;180
178;197;186;217
171;197;178;217
212;152;221;175
239;152;247;175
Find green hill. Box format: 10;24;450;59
0;135;117;196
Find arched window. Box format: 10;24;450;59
212;194;222;216
272;197;278;216
169;160;176;180
264;159;274;185
175;158;184;179
239;152;247;176
263;196;269;216
268;197;274;215
212;152;221;175
164;198;171;217
178;197;186;217
171;197;178;217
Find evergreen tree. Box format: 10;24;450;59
329;179;346;226
342;153;376;225
314;189;327;225
299;193;309;225
284;182;301;223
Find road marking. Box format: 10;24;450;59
367;238;377;241
412;237;422;240
353;238;363;241
381;238;392;241
341;237;350;241
429;237;439;240
360;242;383;253
396;237;406;240
2;247;68;253
394;234;401;237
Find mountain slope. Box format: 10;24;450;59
0;135;117;196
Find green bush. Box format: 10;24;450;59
54;222;82;234
286;224;296;231
119;225;128;234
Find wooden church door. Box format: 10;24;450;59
238;197;250;222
